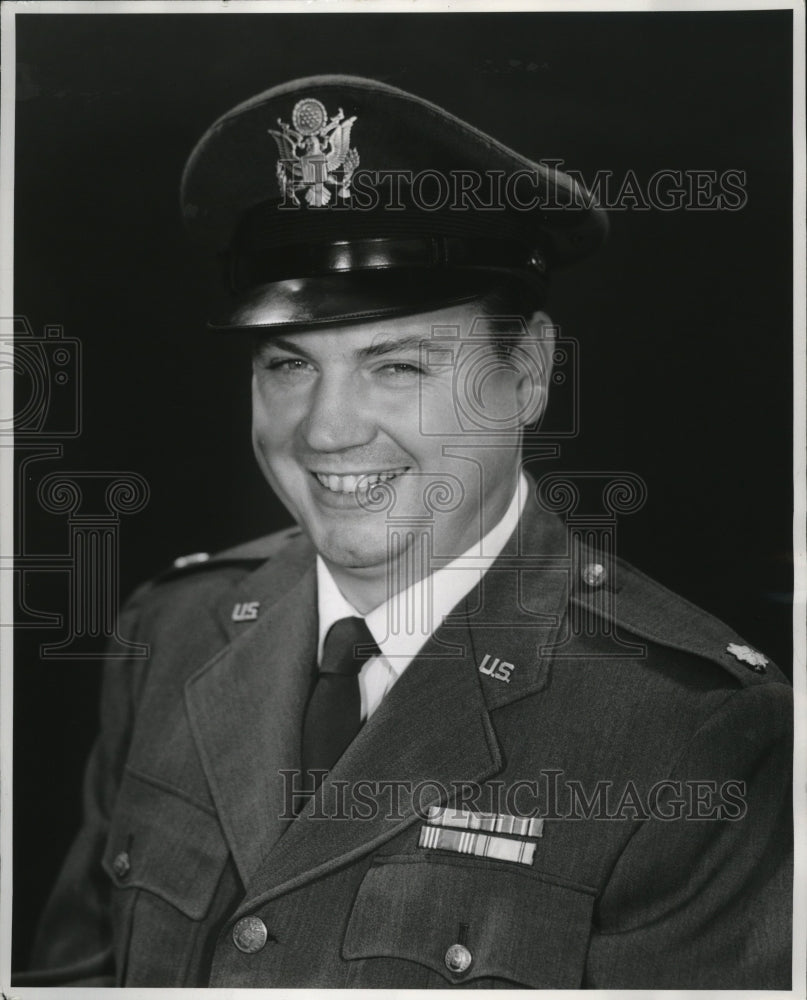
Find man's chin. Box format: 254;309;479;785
313;535;394;574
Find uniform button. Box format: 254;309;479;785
582;562;606;588
112;851;130;879
444;943;473;974
232;915;268;954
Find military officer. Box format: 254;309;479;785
18;75;792;989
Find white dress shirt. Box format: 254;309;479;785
316;473;529;720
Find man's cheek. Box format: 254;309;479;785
252;414;284;455
252;430;272;469
252;430;290;489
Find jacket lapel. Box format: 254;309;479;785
233;609;502;915
184;534;318;884
231;494;571;914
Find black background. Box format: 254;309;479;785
12;9;793;969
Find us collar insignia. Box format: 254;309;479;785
232;601;260;622
478;653;515;683
726;642;768;673
269;98;360;207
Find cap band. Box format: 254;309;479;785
224;235;546;294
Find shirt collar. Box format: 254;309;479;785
316;472;529;670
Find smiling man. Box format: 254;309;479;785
22;76;792;990
250;300;551;612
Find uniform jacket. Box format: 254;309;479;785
22;496;792;989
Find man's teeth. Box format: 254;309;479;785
314;469;406;494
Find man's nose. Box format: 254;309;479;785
300;372;377;452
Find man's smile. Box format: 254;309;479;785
310;467;410;496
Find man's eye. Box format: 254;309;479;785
265;357;313;373
378;362;425;377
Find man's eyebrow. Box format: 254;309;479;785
254;335;314;359
254;334;430;361
358;336;429;359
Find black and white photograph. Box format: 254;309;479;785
1;1;803;992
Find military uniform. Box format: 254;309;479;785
18;75;792;989
24;493;791;988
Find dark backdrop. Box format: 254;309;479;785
12;9;793;969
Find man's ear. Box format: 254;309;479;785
514;310;555;426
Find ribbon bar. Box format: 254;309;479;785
425;806;544;839
418;825;537;866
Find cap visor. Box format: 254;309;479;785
207;269;533;332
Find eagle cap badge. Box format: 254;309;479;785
269;97;359;207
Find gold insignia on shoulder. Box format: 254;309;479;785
269;98;359;207
582;562;606;588
726;642;768;673
173;551;210;570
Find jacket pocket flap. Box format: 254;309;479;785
101;769;228;921
343;855;595;987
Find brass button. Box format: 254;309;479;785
582;562;606;588
444;942;472;974
111;851;130;879
232;915;268;954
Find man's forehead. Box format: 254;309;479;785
252;305;504;353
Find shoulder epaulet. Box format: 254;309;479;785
570;553;784;687
155;525;304;584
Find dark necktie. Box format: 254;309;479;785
301;616;380;790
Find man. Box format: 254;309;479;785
22;75;791;989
